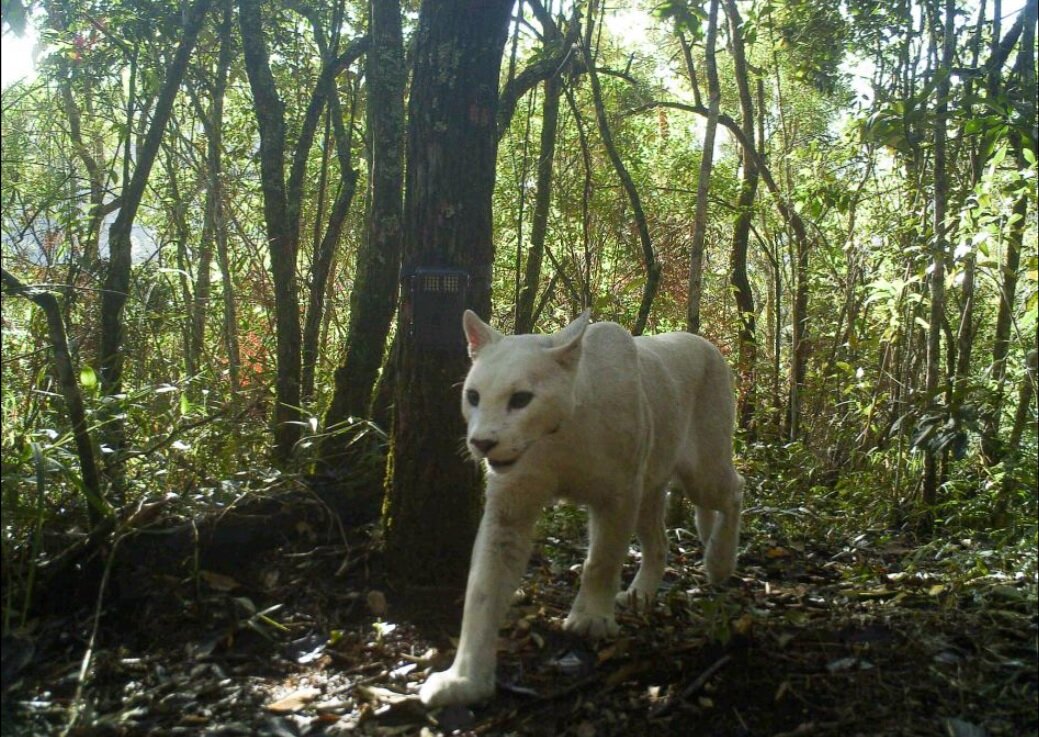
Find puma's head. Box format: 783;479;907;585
461;310;590;472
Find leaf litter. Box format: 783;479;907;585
1;503;1035;737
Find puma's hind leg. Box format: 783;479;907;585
678;466;744;585
702;470;743;584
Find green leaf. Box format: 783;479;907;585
80;366;98;389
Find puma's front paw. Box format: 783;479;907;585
563;610;620;639
419;668;494;707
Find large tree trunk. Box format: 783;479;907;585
322;0;405;455
686;0;720;336
98;0;212;474
383;0;513;593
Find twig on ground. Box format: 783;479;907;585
649;653;732;718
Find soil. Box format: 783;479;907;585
2;495;1036;737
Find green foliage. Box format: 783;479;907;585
1;0;1037;626
654;0;708;40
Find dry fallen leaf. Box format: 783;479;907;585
266;687;321;713
199;570;240;592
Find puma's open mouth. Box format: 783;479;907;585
487;458;518;471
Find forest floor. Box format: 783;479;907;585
2;480;1036;737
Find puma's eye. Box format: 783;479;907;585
466;389;480;407
508;391;534;410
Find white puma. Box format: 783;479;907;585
419;310;745;707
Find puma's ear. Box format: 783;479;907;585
549;309;590;369
462;309;502;360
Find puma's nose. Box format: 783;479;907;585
471;438;498;454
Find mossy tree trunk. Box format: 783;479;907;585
321;0;405;463
238;0;367;464
383;0;513;593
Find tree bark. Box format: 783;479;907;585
723;0;759;431
515;73;562;334
383;0;514;593
983;0;1037;463
922;0;956;511
238;0;302;464
321;0;405;462
686;0;720;336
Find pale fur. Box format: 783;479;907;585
419;311;745;707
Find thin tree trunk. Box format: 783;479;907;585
321;0;405;457
3;269;107;525
191;1;234;388
302;168;358;402
995;349;1038;522
46;0;119;264
98;0;212;471
238;4;368;462
515;73;562;334
923;0;956;512
238;0;302;464
677;29;702;108
210;0;238;393
953;0;996;411
302;82;360;403
983;0;1037;463
579;9;659;335
758;232;784;433
162;148;198;377
686;0;720;336
723;0;759;431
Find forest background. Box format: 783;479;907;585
0;0;1036;732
